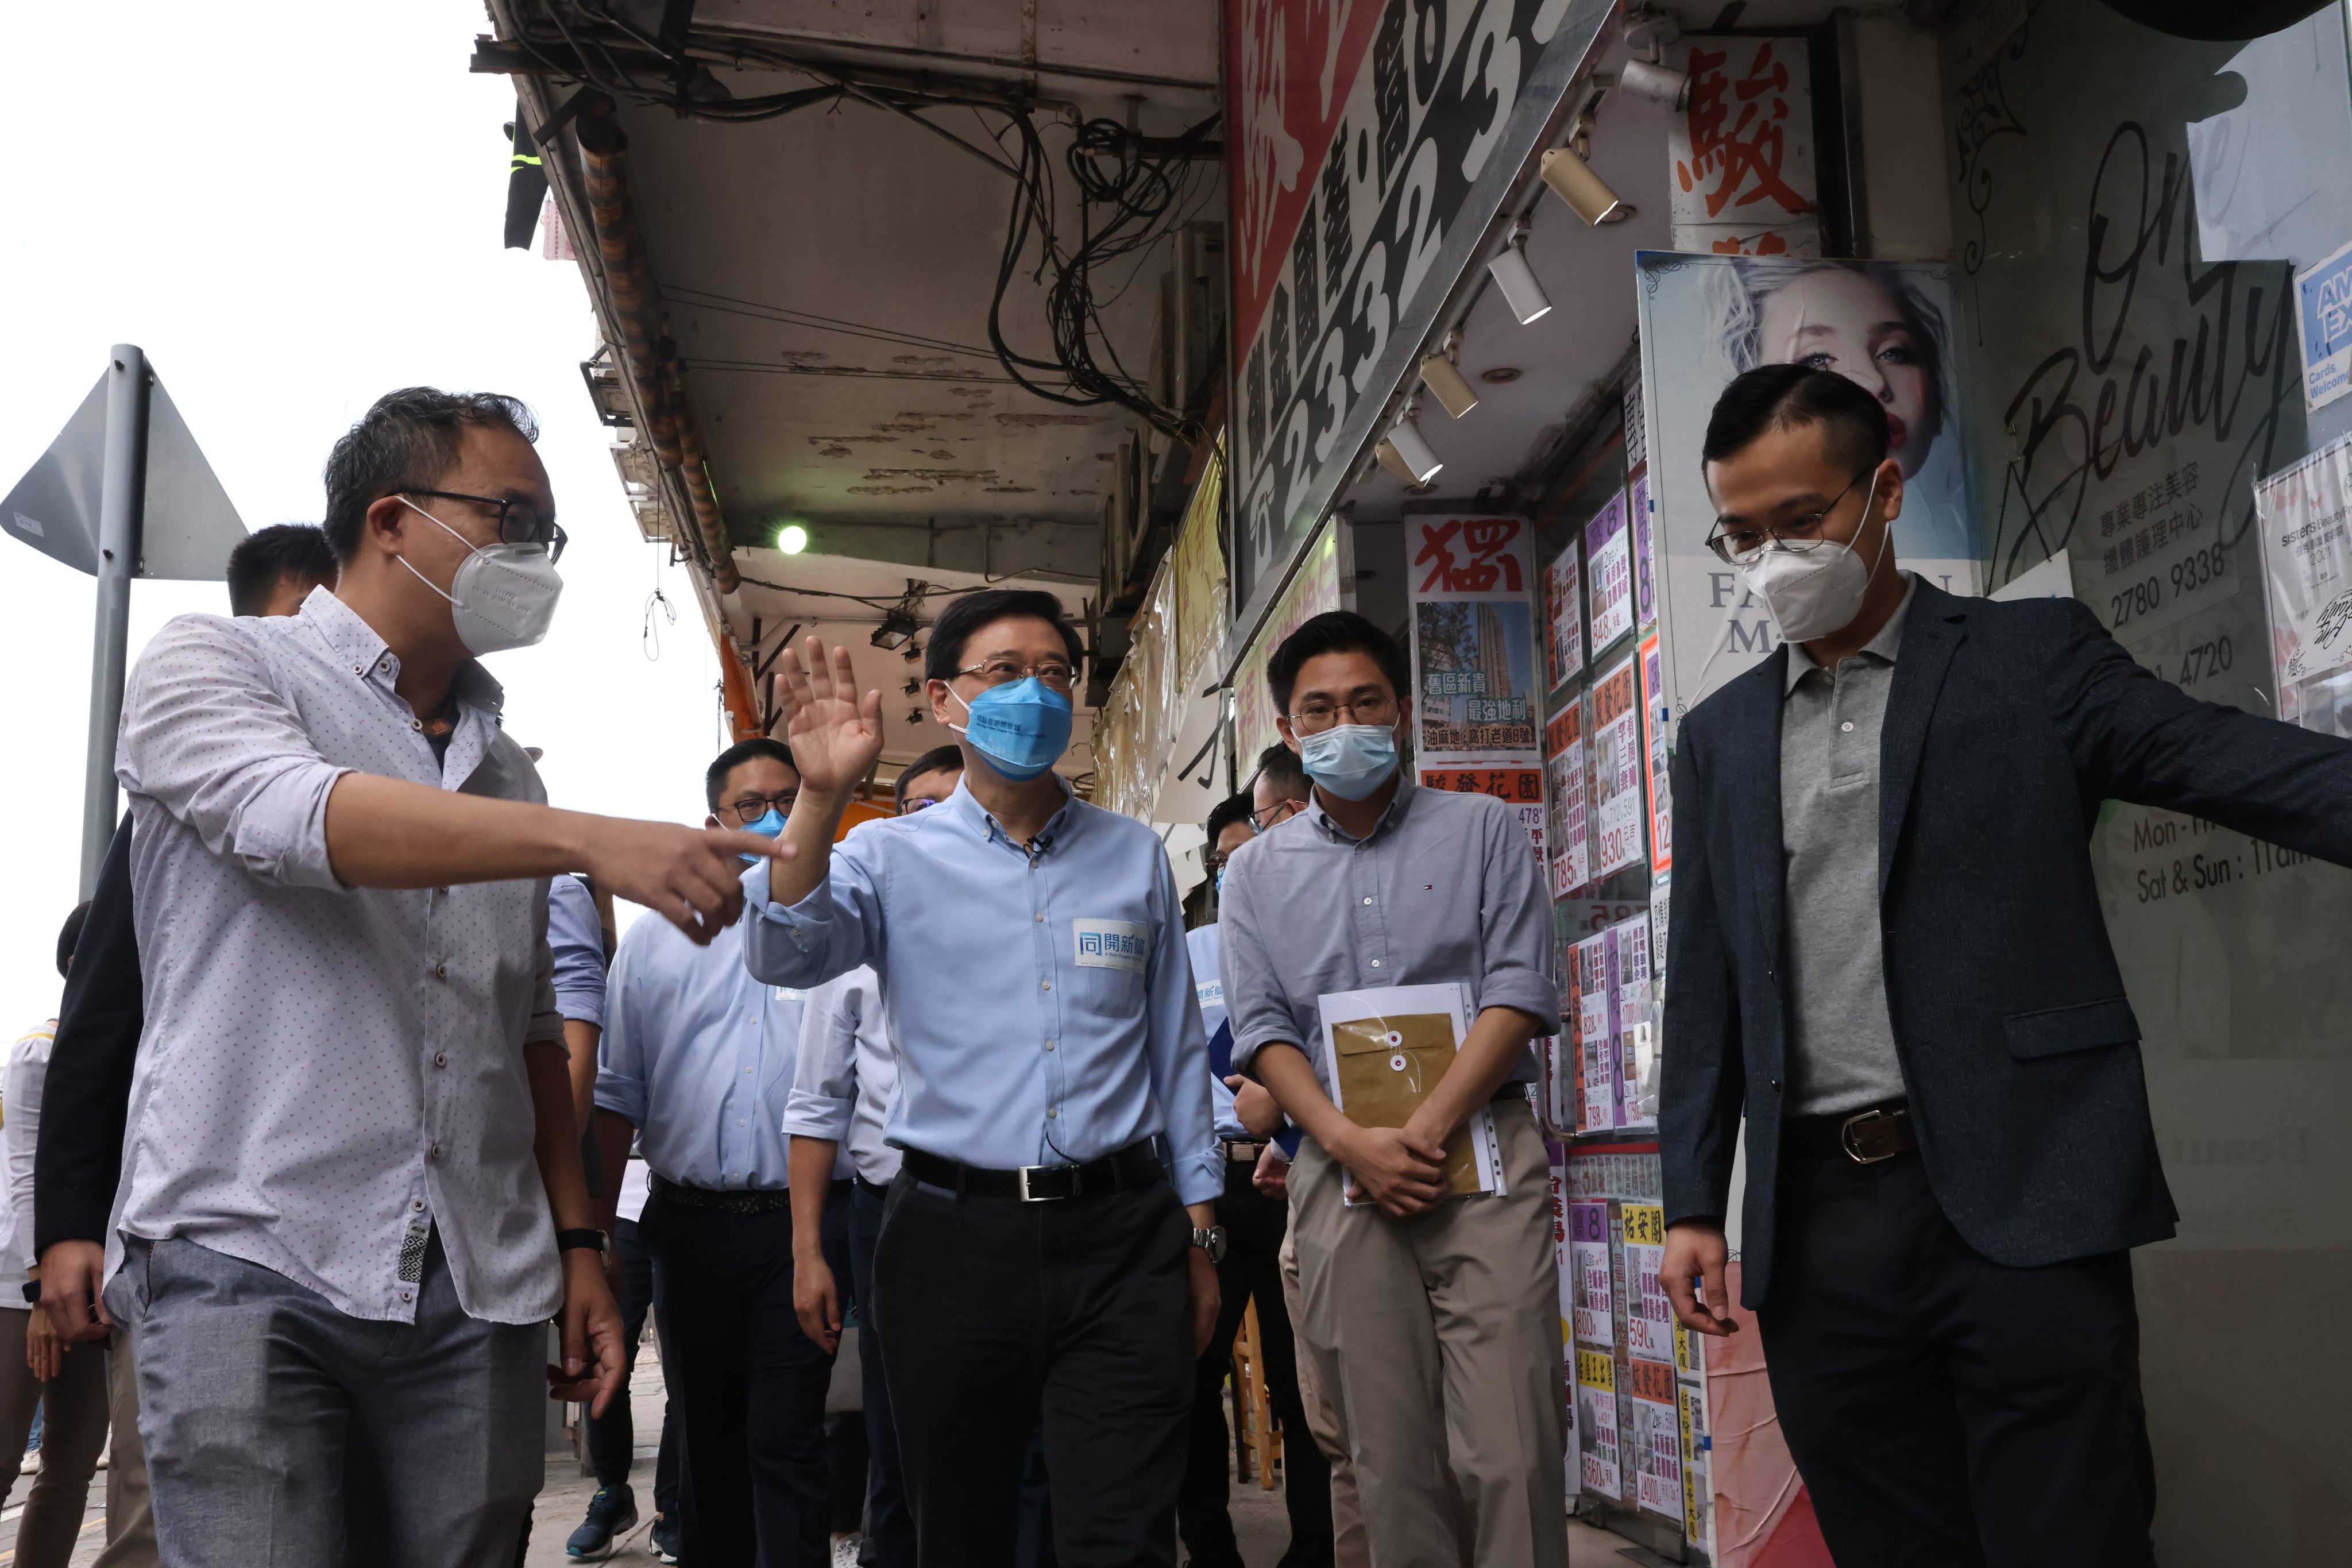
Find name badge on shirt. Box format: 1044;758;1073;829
1196;979;1224;1006
1073;919;1148;972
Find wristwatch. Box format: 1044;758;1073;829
555;1227;609;1258
1189;1225;1229;1264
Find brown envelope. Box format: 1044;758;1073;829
1329;1010;1481;1196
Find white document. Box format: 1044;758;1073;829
1317;982;1506;1202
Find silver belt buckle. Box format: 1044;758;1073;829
1016;1164;1070;1202
1839;1109;1902;1164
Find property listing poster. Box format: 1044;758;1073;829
1639;632;1674;874
1586;492;1635;654
1587;655;1646;880
1621;1203;1673;1363
1409;516;1543;763
1615;914;1658;1129
1570;1199;1621;1498
1628;1356;1685;1522
1547;1145;1580;1467
1545;708;1590;897
2252;433;2352;737
1545;542;1586;691
1631;469;1658;632
1569;931;1618;1133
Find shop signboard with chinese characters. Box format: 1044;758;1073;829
1664;37;1820;257
1222;0;1612;632
1586;654;1645;881
2253;433;2352;739
1420;767;1547;860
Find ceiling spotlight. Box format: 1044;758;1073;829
775;522;809;554
871;608;920;651
1619;57;1691;110
903;676;922;696
1376;418;1443;486
902;641;924;663
1541;142;1632;226
1486;229;1552;324
1480;366;1524;384
1418;352;1480;419
905;707;926;725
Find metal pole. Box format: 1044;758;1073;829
80;345;150;897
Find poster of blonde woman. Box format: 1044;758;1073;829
1635;253;1982;719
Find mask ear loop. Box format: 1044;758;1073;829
391;496;470;611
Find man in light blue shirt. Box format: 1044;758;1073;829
783;743;961;1568
748;589;1222;1568
593;737;850;1568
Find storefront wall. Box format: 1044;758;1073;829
1940;2;2352;1555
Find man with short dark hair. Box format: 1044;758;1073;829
1220;610;1567;1568
1660;365;2352;1565
749;588;1222;1567
225;523;340;617
593;736;848;1567
891;744;964;813
95;387;781;1567
1177;794;1331;1568
1248;743;1311;835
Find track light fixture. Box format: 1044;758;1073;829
1617;6;1690;107
1619;57;1691;110
1540;117;1631;226
1418;331;1480;419
1376;412;1443;486
1486;222;1552;325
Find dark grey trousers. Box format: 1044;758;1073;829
127;1231;544;1567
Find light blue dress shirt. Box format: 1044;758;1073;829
744;783;1222;1206
784;965;902;1185
1187;926;1248;1142
547;875;607;1027
595;909;809;1190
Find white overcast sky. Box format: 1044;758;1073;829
0;2;725;1023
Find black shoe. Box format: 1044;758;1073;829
566;1484;639;1559
650;1512;684;1563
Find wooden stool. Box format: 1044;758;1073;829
1227;1295;1283;1490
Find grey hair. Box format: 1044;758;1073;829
320;388;539;562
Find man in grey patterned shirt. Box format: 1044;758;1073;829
111;389;783;1567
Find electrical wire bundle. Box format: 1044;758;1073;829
500;1;1218;437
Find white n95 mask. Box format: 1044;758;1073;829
1733;470;1888;644
396;496;564;656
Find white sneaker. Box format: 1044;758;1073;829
831;1532;863;1568
18;1450;37;1476
95;1439;110;1470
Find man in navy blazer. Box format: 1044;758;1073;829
1658;365;2352;1566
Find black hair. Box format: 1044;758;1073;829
1701;364;1890;476
894;744;965;808
226;523;341;616
1266;610;1410;715
57;901;91;979
1253;742;1310;804
922;589;1084;682
320;388;539;562
1206;791;1255;847
705;737;798;813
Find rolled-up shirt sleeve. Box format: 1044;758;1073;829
1219;852;1304;1080
743;835;886;991
117;615;350;890
546;875;608;1028
1144;860;1222;1207
1473;798;1562;1027
783;970;861;1144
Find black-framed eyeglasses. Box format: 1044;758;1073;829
900;797;941;813
953;657;1078;692
1287;693;1396;734
719;791;797;824
404;489;569;563
1249;798;1303;832
1704;469;1871;566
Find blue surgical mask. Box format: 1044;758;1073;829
948;677;1073;782
1299;723;1400;801
1215;865;1227;894
737;806;786;863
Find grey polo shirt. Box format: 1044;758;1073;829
1780;574;1917;1117
1219;781;1559;1099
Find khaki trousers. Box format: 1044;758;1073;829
95;1327;157;1568
1280;1226;1366;1568
1289;1099;1567;1568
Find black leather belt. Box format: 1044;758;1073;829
1785;1101;1918;1164
901;1140;1164;1202
649;1173;793;1214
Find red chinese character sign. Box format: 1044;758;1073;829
1665;37;1820;257
1419;767;1546;862
1408;516;1543;765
